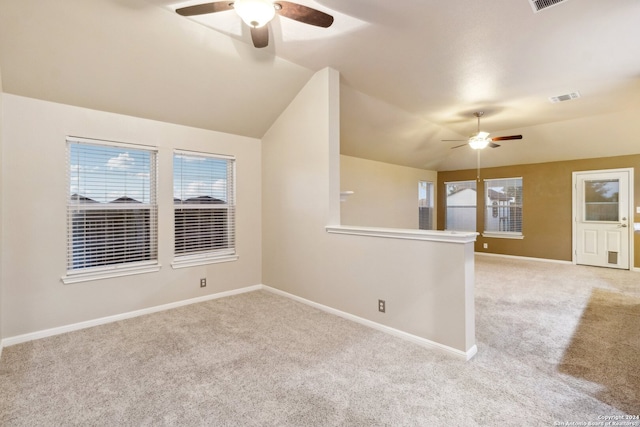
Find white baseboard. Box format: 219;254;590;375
475;252;573;265
1;285;262;349
1;283;477;362
477;252;640;271
262;285;477;361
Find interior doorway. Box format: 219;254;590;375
573;168;633;269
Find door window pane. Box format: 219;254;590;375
584;179;619;221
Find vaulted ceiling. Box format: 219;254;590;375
1;0;639;171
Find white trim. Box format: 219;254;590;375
174;149;235;161
481;232;524;240
262;285;477;361
475;252;573;265
444;179;476;185
483;176;523;181
171;254;238;269
1;285;262;348
326;225;478;244
66;135;158;151
62;263;161;284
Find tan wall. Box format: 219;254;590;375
262;68;475;353
340;155;437;229
438;154;640;268
0;94;263;338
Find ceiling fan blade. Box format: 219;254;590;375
489;142;501;148
176;2;234;16
250;26;269;48
491;135;523;141
450;143;469;149
442;139;467;142
276;1;334;27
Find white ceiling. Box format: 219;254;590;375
1;0;639;171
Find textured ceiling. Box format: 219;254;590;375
1;0;639;171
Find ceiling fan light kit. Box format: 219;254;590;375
443;111;523;150
469;134;490;150
233;0;276;28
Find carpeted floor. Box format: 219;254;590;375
0;256;639;426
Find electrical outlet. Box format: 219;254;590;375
200;278;206;288
483;243;488;249
378;299;386;313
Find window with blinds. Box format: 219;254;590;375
173;151;236;264
418;181;434;230
67;138;158;274
484;177;523;235
445;180;477;231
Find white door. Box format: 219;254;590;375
574;169;631;269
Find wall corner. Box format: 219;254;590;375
326;67;341;226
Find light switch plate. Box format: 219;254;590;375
637;206;640;214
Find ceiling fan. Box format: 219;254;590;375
175;0;334;48
443;112;523;150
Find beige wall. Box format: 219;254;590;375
0;94;262;338
438;154;640;268
262;68;475;354
340;155;437;229
1;69;475;354
0;71;4;344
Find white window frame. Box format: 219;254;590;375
482;177;524;239
444;180;477;232
418;181;434;230
62;137;160;284
172;150;237;269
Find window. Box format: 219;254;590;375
445;180;477;231
418;181;434;230
65;137;158;283
484;177;523;237
584;179;619;221
173;150;236;267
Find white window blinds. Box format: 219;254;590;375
173;151;236;261
484;177;523;234
418;181;434;230
67;138;158;273
445;180;477;231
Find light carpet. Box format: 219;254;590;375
0;256;639;426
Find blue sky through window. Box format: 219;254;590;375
69;143;153;204
69;144;229;205
173;154;228;203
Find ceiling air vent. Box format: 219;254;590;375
549;92;581;103
529;0;569;13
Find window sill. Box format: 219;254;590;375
171;254;238;269
482;232;524;240
62;262;161;284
